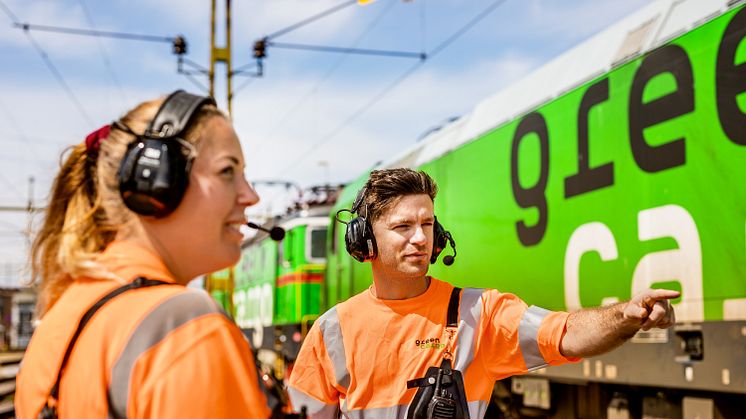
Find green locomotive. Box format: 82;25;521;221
324;1;745;416
215;1;745;415
216;187;341;378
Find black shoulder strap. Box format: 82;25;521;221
447;286;462;328
45;277;175;406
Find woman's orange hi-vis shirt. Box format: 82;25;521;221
288;278;579;418
15;241;271;419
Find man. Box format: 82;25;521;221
288;168;677;419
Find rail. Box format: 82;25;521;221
0;352;22;417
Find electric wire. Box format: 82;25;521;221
0;1;95;126
181;72;211;95
255;0;396;156
274;0;507;178
266;42;422;58
77;0;129;104
266;0;358;40
0;0;18;22
232;76;256;96
11;22;175;43
429;0;507;57
23;31;96;126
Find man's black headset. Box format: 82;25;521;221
335;186;457;265
116;90;216;217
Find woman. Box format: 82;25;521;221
15;91;271;418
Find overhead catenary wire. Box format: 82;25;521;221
77;0;129;104
265;41;424;59
274;0;508;178
0;0;18;22
255;0;397;155
11;22;175;43
1;0;95;126
266;0;358;40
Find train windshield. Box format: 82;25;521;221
309;227;328;260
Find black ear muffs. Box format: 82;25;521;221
344;215;378;262
431;217;457;266
340;186;378;262
116;90;215;217
431;218;448;264
338;188;457;265
118;139;190;216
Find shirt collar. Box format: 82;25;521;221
98;240;178;284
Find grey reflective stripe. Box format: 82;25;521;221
468;400;489;419
454;287;483;371
345;404;408;418
287;385;339;419
107;290;224;419
318;306;351;389
343;400;488;419
519;305;551;371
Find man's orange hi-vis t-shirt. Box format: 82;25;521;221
288;278;579;418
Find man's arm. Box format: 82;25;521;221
560;288;679;358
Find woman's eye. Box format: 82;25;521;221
220;166;235;177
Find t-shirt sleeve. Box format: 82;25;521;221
133;316;272;418
478;290;580;381
287;322;342;418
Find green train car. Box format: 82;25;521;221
230;188;340;377
326;1;745;417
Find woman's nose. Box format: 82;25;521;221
238;177;260;208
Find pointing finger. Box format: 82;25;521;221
647;289;680;301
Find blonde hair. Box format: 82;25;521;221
30;95;224;315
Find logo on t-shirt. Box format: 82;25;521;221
415;337;445;350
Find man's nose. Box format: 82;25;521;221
411;226;427;244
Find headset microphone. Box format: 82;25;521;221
442;232;457;266
247;221;286;241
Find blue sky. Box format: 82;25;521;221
0;0;651;284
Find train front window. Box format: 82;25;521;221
309;227;328;261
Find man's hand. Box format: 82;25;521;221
561;288;680;358
623;288;679;331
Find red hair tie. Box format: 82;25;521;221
85;124;111;156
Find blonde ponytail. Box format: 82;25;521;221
30;143;116;315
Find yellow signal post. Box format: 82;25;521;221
210;0;233;114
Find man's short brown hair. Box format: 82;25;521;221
357;168;438;223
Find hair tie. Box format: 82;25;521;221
85;124;111;156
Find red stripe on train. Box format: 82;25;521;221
276;272;324;287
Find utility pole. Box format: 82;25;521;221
210;0;233;114
207;0;235;305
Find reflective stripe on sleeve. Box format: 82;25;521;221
454;288;483;371
287;385;340;418
518;305;551;371
107;290;225;419
317;306;351;389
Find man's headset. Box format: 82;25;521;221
116;90;216;217
335;187;457;265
